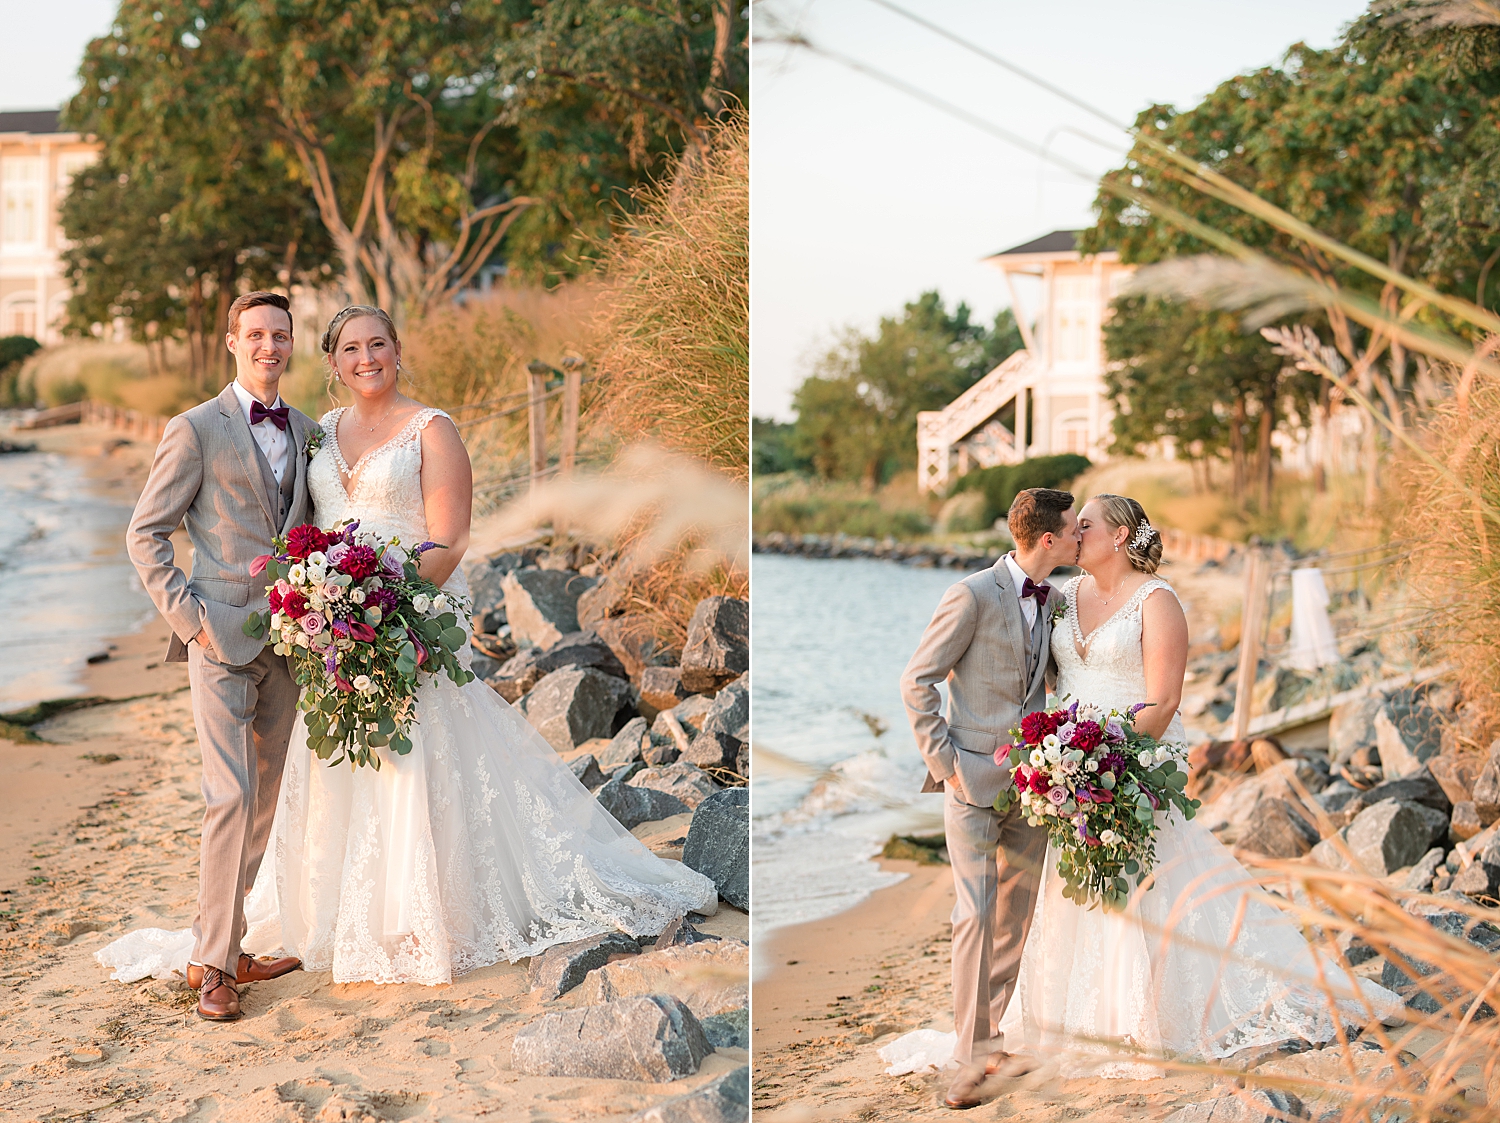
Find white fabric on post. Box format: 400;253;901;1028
1286;567;1340;671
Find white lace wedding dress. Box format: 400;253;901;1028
881;576;1400;1079
98;406;716;986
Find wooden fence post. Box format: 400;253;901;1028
527;361;549;494
1231;543;1271;743
559;360;582;476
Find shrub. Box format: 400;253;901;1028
950;454;1092;525
591;114;748;479
752;475;932;539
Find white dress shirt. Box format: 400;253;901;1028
1004;552;1042;631
231;380;289;484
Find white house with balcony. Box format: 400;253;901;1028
917;230;1132;493
0;110;99;343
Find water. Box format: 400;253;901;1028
0;450;154;710
751;553;980;975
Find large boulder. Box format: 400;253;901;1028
1162;1090;1308;1123
575;940;750;1020
698;677;749;741
1428;752;1481;807
502;567;598;649
527;932;640;999
1359;768;1452;817
597;614;681;680
1199;758;1325;841
489;630;628;701
1473;739;1500;825
684;788;748;910
600;716;651;770
1312;799;1448;877
510;994;711;1082
1452;832;1500;899
1328;694;1382;765
1235;798;1320;859
680;597;748;693
1380;898;1500;1013
1374;689;1446;780
1452;801;1485;841
576;573;627;630
682;730;742;772
655;694;717;739
520;667;633;751
640;666;691;716
625;1065;749;1123
568;753;608;790
596;777;692;830
629;763;721;810
699;1008;749;1051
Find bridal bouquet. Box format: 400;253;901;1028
242;520;475;770
993;701;1200;910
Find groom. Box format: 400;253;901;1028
900;487;1081;1109
127;291;311;1021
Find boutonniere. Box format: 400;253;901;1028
303;426;325;461
1049;596;1067;625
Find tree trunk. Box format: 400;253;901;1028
186;274;205;392
215;260;235;387
1313;381;1329;494
1229;396;1247;508
1255;388;1274;511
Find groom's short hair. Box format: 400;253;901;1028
227;291;292;336
1008;488;1074;548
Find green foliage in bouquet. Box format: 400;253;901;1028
243;521;474;771
995;700;1201;911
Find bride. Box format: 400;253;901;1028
102;305;717;991
891;494;1400;1082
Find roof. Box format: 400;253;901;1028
0;110;65;135
990;230;1080;257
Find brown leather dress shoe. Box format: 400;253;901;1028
196;966;240;1021
187;953;301;989
943;1052;1037;1109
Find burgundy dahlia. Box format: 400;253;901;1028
1070;720;1104;752
280;590;308;619
1028;770;1050;795
340;544;380;581
365;587;399;614
1099;750;1127;777
285;524;330;560
1020;710;1059;745
268;587;284;613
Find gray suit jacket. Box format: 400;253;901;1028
900;558;1054;808
127;383;313;667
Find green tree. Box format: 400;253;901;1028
751;416;809;476
789;292;1024;487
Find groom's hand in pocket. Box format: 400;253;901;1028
944;771;967;804
194;630;214;653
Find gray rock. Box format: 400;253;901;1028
698;1008;749;1051
1402;847;1447;891
683;788;748;911
640;665;690;715
469;649;505;682
568;753;608;790
576;573;627;630
1335;928;1378;966
491;631;629;701
680;597;749;693
596;778;692;830
644;732;681;766
625;1064;749;1123
1452;845;1500;898
466;563;509;616
1236;798;1320;858
1380;899;1500;1014
1338;799;1446;876
502;567;598;649
1163;1089;1308;1123
698;679;749;742
597;614;680;679
1360;768;1452;817
521;667;633;752
629;763;721;810
1329;694;1382;765
612;760;647;784
1314;780;1361;814
658;693;717;737
1374;690;1446;780
600;716;650;769
511;994;711;1083
683;729;742;772
527;932;640;999
1473;739;1500;825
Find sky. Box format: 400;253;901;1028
0;0;118;112
751;0;1371;420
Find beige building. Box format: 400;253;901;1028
917;230;1132;493
0;110;99;343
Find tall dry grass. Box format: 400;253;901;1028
589;113;748;480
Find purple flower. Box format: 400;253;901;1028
326;541;349;567
366;587;399;614
331;619;350;638
1129;702;1148;715
379;549;404;577
1046;786;1068;806
324;653;337;675
412;540;438;555
1105;720;1126;742
341;520;361;545
1056;721;1077;745
1099;750;1127;777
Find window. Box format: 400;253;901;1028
1052;274;1096;364
5;296;38;338
1054;412;1091;455
2;156;45;248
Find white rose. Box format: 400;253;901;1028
352;674;372;692
306;551;327;567
288;564;306;585
1100;829;1119;846
270;611;283;630
1085;759;1099;772
1154;746;1172;764
1044;745;1063;765
1138;750;1154;767
1029;748;1046;768
1050;770;1067;787
432;594;450;614
350;588;366;605
307;564;327;584
294;632;310;648
412;593;432;614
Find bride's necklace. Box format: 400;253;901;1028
1090;575;1129;607
349;397;402;434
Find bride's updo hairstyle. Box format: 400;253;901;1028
320;304;400;358
1093;493;1163;575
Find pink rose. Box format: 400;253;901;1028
275;579;292;597
1056;721;1077;745
326;541;349;567
300;612;326;636
1046;786;1068;806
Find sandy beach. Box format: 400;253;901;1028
0;426;749;1122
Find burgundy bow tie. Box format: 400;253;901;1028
250;400;289;431
1021;577;1051;605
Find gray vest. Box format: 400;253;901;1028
249;434;297;533
1024;592;1047;683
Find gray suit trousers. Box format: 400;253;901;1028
945;786;1049;1065
186;642;299;974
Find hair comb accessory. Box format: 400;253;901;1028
1130;522;1157;550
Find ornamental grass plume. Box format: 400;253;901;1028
588;112;748;480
